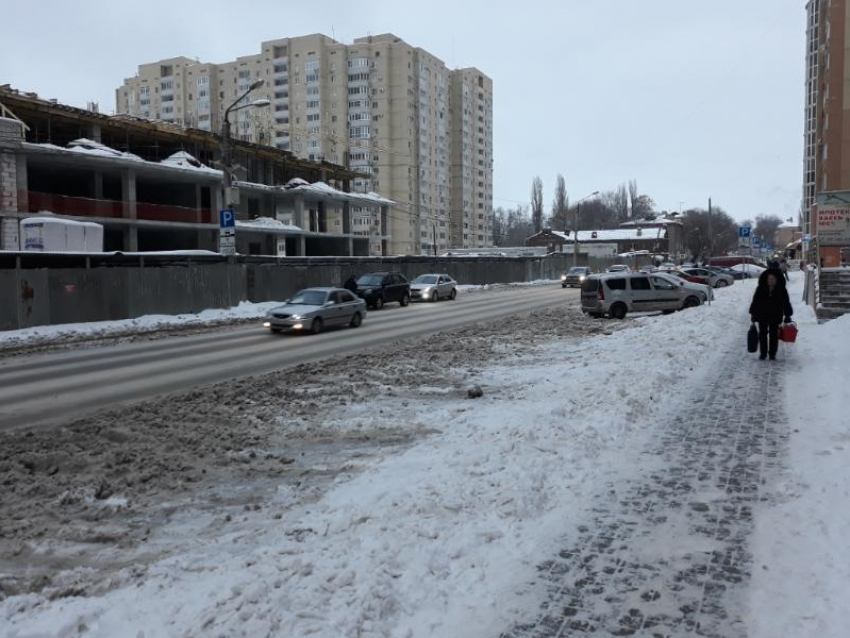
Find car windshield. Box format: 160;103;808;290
357;274;385;287
568;268;585;274
288;290;327;306
413;275;439;284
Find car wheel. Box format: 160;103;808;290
715;280;728;288
683;297;701;309
350;312;362;328
610;303;627;320
449;288;457;300
400;293;410;307
374;296;384;310
431;291;440;302
310;317;323;334
662;310;676;315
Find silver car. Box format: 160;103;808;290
410;274;457;302
263;287;366;334
683;267;734;288
581;272;704;319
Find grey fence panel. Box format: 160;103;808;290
0;271;19;330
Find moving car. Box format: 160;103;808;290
653;271;714;303
354;272;411;309
264;288;366;334
561;266;593;288
410;274;457;302
580;272;704;319
606;264;632;273
682;267;734;288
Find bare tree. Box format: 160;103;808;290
754;214;783;248
531;177;544;233
627;180;655;218
493;205;535;246
550;174;569;231
682;206;739;260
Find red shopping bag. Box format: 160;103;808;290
779;322;798;343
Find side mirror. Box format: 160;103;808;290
325;301;336;306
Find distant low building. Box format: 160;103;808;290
525;217;684;259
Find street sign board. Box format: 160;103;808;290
815;194;850;246
219;209;236;229
752;237;762;248
738;226;751;239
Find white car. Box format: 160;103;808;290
410;273;457;302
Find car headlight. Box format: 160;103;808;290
579;275;586;282
561;275;567;281
422;287;433;296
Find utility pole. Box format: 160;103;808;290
573;202;580;267
707;197;713;262
433;224;437;257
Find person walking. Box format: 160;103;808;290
749;268;793;361
343;274;359;294
779;258;790;281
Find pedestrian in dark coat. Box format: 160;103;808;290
343;274;358;294
749;268;793;360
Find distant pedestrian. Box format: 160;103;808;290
779;259;789;281
343;274;358;294
749;268;793;361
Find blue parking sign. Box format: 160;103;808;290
753;237;762;248
219;209;236;229
738;226;751;238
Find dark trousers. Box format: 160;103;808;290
758;322;779;357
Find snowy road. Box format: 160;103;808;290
0;285;574;429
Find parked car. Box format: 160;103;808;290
354;272;411;309
639;265;658;274
606;264;632;273
410;273;457;302
682;267;734;288
580;273;704;319
705;266;739;284
561;266;593;288
263;288;366;334
653;271;714;303
668;269;709;286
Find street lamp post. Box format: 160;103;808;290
573;191;600;267
221;79;270;211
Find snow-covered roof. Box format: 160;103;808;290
619;216;683;228
236;179;394;206
552;228;663;243
779;220;800;229
66;138;143;161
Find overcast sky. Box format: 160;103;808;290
0;0;804;222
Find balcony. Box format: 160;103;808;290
28;192;212;224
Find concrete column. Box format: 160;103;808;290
195;184;203;223
0;151;17;213
121;168;138;251
15;154;28;213
88;123;102;143
293;195;305;230
342;201;351;235
298;234;306;256
347;237;354;256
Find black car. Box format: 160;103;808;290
355;272;411;309
561;266;593;288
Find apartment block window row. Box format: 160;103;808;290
349;112;370;122
348;58;371;69
161;80;173;91
305;60;319;72
274;64;288;74
348;86;368;96
306;113;320;122
348;73;370;83
306;100;320;109
305;73;319;83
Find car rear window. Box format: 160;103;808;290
606;278;627;291
581;278;599;293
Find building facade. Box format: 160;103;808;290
802;0;850;267
117;33;494;255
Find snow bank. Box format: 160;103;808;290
0;300;281;348
748;278;850;638
1;283;757;636
457;279;561;293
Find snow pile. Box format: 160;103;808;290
748;284;850;638
159;151;220;174
66;138;143;161
236;216;301;231
0;300;281;349
0;283;757;636
457;279;562;293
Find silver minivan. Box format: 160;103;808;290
581;273;703;319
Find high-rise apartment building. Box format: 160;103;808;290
116;34;493;255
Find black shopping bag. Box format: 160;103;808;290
747;323;759;353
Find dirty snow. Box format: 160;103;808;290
0;300;282;352
1;281;763;637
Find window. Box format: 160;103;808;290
305;73;319;83
606;278;627;291
348;58;371;68
273;64;288;73
160;79;173;91
197;76;209;86
307;113;320;122
307;86;320;96
305;59;319;72
348;73;370;82
651;277;676;291
349;125;371;139
238;69;251;79
306;100;319;109
348;86;368;96
630;277;652;291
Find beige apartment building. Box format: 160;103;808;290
116;33;493;255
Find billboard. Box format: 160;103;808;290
816;192;850;246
